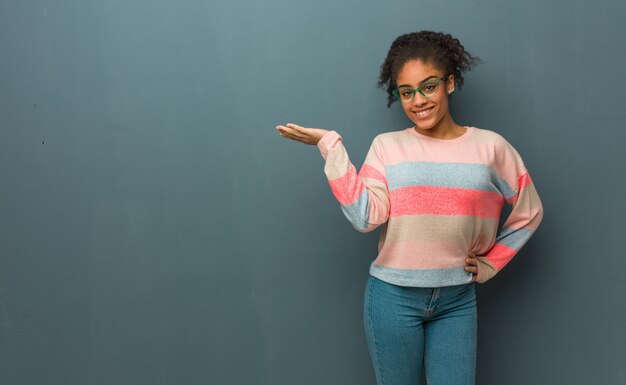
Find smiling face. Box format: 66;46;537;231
395;59;457;137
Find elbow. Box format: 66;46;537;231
350;218;378;233
353;222;379;233
522;195;543;229
340;203;388;233
352;211;387;233
533;201;544;227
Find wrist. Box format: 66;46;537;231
317;131;342;159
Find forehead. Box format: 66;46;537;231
396;60;443;86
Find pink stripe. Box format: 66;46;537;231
508;172;534;205
484;243;516;270
359;164;386;184
390;186;504;218
328;165;364;205
518;172;533;189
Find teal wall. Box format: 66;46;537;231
1;1;624;384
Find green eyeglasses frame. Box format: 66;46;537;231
392;75;451;103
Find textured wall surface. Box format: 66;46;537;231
1;1;624;384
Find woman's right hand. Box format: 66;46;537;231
465;252;479;282
275;123;329;145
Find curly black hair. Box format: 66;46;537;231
378;31;481;107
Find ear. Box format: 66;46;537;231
446;74;456;94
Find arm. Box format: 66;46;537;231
276;123;390;233
317;131;389;232
475;143;544;283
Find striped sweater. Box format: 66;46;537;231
317;126;543;287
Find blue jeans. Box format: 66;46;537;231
364;275;477;385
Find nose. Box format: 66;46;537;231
412;92;428;107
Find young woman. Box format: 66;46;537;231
276;30;543;385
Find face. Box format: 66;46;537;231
395;60;455;134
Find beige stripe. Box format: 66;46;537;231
375;241;468;269
510;182;543;230
383;215;499;245
513;182;542;211
476;257;497;283
324;147;351;180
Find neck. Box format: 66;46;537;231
414;114;464;140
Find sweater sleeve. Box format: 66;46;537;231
317;131;390;233
476;141;544;283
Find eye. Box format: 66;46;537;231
400;89;414;99
422;83;438;93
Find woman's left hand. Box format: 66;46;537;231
465;252;479;282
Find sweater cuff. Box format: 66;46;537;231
475;256;498;283
317;130;342;160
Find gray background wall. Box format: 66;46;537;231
1;0;624;384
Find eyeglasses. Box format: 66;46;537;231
392;75;450;103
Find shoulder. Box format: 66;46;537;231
470;126;522;155
371;128;412;146
471;127;527;173
470;127;511;146
362;129;412;163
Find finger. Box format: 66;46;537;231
280;124;306;136
278;123;298;133
278;130;293;139
276;124;294;133
284;124;310;139
281;131;304;142
285;123;306;131
277;125;306;140
465;257;477;266
468;251;476;258
465;265;478;273
276;126;298;140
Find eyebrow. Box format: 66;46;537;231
397;75;439;88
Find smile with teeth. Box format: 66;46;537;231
414;107;435;118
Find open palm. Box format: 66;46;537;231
275;123;329;145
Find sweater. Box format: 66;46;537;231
317;126;543;287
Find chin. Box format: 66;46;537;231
414;122;435;130
406;109;442;131
412;117;440;131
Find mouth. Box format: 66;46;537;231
413;106;435;119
